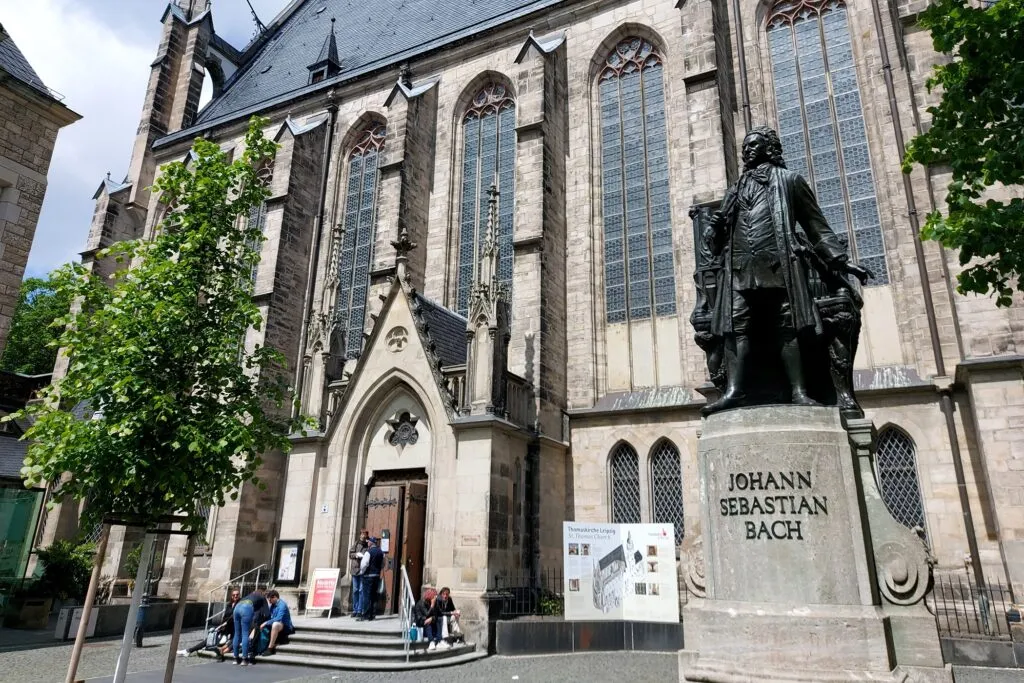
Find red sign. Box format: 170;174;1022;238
309;568;340;610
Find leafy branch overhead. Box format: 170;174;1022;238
903;0;1024;307
8;118;307;534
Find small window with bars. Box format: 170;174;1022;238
650;440;684;545
875;427;927;536
610;442;642;524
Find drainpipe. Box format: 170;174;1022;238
867;0;985;592
732;0;753;130
293;90;339;421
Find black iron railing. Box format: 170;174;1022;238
489;568;564;619
932;573;1016;640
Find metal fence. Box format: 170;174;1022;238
489;568;564;619
933;573;1016;640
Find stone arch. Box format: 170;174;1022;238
336;111;388;161
329;367;445;564
588;22;670;85
452;70;517;126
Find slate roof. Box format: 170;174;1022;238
413;294;466;368
0;436;28;480
0;23;54;98
177;0;562;138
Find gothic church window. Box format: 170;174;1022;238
610;442;642;524
599;38;676;324
650;440;684;545
767;0;889;284
246;201;267;285
875;427;927;535
457;83;516;316
336;124;385;358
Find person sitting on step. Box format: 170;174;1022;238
430;586;460;648
260;589;295;656
412;588;442;650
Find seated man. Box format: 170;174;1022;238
260;589;295;656
412;588;441;649
179;587;239;660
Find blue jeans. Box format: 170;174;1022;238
232;601;254;661
351;574;364;614
358;574;379;619
422;619;441;643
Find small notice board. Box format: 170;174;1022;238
306;567;341;618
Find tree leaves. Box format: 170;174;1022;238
0;274;73;375
6;118;311;535
904;0;1024;306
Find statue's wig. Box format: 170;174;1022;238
745;126;787;168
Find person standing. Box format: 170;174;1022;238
348;529;369;617
357;536;384;621
233;588;269;666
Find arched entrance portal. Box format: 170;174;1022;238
363;469;428;612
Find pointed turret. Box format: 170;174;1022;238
464;182;510;416
308;18;342;84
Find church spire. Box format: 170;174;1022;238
308;18;342;84
476;183;500;297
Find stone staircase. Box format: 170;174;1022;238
201;614;487;671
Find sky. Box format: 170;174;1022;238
1;0;290;279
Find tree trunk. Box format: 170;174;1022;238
65;522;110;683
163;534;196;683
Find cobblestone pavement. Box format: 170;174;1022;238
0;628;679;683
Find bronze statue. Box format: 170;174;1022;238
691;127;872;417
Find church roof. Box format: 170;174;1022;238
412;294;466;368
0;22;53;98
178;0;561;139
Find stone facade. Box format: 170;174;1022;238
0;25;79;357
40;0;1024;637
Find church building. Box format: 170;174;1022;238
38;0;1024;646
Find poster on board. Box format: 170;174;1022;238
307;567;341;614
562;522;679;623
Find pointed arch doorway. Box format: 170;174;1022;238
362;468;428;613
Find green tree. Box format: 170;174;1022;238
0;273;73;375
903;0;1024;306
6;118;304;534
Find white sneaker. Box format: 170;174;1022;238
427;641;437;651
438;641;452;650
176;649;188;657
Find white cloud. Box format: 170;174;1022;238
4;0;154;277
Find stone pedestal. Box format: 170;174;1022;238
680;406;951;682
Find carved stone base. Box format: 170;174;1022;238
681;406;951;682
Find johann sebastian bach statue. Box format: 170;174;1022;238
691;127;872;417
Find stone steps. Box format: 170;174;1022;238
199;614;484;671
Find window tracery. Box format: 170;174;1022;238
876;427;927;535
610;442;642;524
766;0;889;283
456;83;516;316
650;440;684;545
336;124;385;358
599;38;676;324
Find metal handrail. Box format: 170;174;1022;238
203;564;268;632
399;565;416;663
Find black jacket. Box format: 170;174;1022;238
412;598;433;626
218;600;238;633
431;595;457;617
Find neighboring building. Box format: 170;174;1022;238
38;0;1024;646
0;23;80;357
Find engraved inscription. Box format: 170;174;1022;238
718;470;829;541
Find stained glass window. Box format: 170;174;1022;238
650;440;684;545
610;442;642;524
767;0;889;284
599;38;676;324
336;124;385;358
245;201;267;285
876;427;927;536
457;84;516;316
